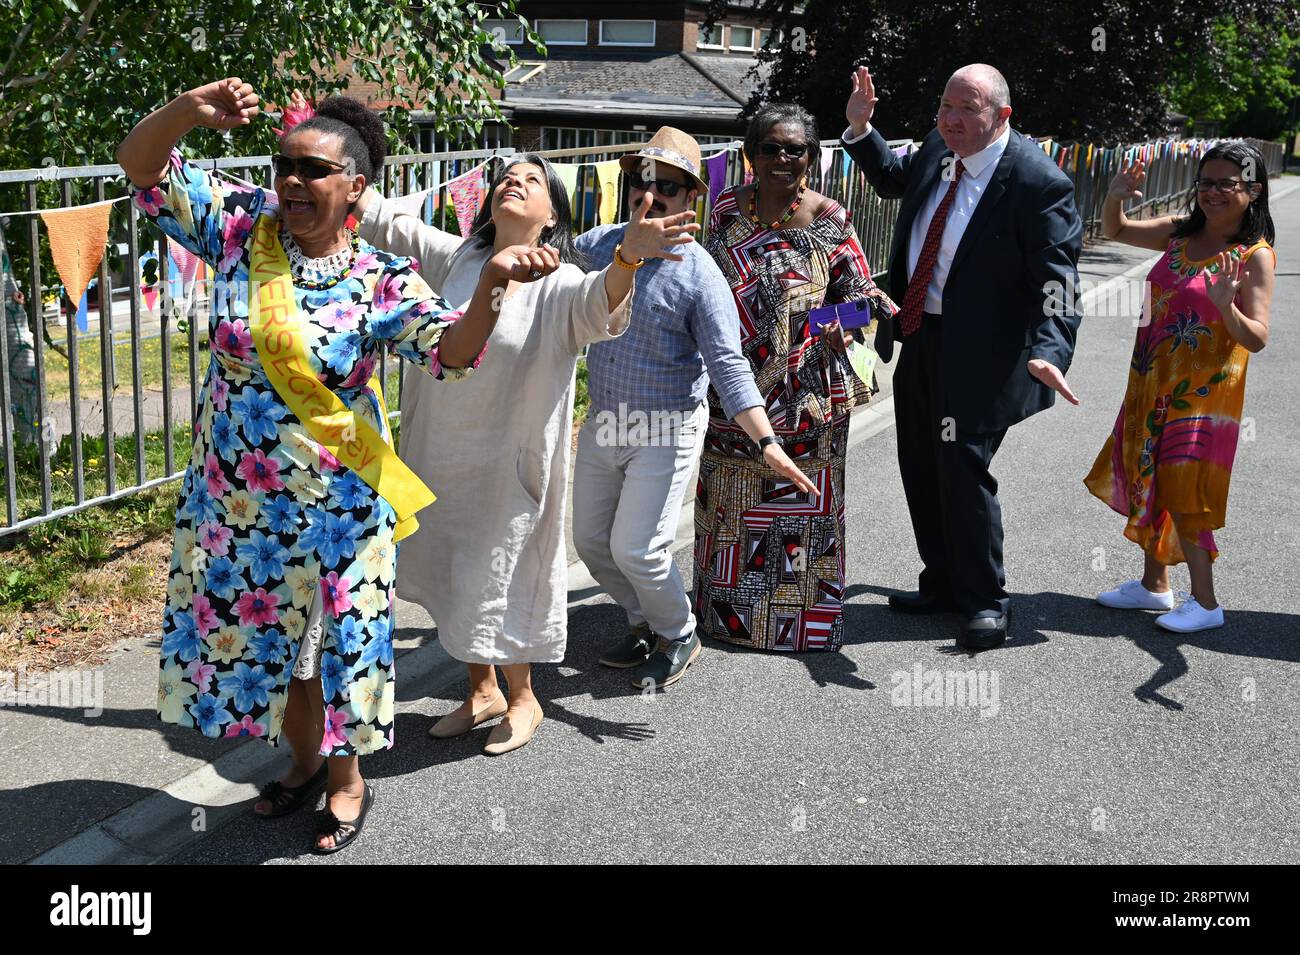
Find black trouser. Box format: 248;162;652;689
893;315;1010;616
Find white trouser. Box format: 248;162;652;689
572;403;707;642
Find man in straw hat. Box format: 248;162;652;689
573;127;817;690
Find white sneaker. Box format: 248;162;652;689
1155;595;1224;633
1097;579;1175;611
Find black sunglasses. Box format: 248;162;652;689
627;171;687;197
273;154;350;181
757;141;810;159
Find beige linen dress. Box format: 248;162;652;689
359;193;631;663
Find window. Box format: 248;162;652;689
758;28;777;49
484;18;524;45
729;25;755;51
503;62;545;83
599;20;656;46
698;23;724;49
537;19;588;46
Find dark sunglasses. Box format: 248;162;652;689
626;171;687;197
757;141;809;159
273;154;350;181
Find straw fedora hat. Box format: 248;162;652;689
619;126;707;194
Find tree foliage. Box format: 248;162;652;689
1167;17;1300;139
0;0;535;169
709;0;1299;143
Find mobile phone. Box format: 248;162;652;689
807;299;875;335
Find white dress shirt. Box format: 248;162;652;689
844;123;1011;314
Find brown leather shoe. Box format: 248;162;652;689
482;701;544;756
427;694;508;739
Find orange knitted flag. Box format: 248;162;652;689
40;201;112;308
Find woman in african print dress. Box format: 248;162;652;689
119;78;559;852
1086;141;1275;634
698;105;897;652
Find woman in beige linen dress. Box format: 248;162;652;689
357;155;695;754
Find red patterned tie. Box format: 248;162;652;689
897;158;965;337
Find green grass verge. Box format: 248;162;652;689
2;356;590;617
39;327;204;401
0;485;175;613
1;421;195;529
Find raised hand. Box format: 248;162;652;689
190;78;260;131
1027;358;1080;405
620;191;699;263
486;243;561;284
1205;251;1247;316
847;66;878;136
1108;159;1146;202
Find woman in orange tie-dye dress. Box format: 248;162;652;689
1085;142;1276;634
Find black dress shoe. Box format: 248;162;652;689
959;612;1009;650
888;590;957;614
598;624;655;668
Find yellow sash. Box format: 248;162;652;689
247;214;433;542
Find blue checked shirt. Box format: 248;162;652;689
575;224;763;420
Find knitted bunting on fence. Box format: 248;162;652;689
447;165;487;237
819;148;834;183
595;159;621;226
551;162;581;207
704;149;730;210
390;188;432;219
39;200;112;314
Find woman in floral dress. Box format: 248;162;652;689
119;78;560;852
1086;142;1276;634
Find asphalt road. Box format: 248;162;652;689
157;183;1300;865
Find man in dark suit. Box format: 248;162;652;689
842;63;1083;650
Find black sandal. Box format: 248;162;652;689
253;761;327;819
312;784;374;855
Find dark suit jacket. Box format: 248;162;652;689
845;126;1083;432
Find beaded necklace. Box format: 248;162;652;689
280;228;360;289
748;180;806;231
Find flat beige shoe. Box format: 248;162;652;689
427;695;508;739
482;702;543;756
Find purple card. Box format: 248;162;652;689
807;299;876;335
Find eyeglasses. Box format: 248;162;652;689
627;171;687;197
273;154;350;181
1194;177;1251;194
757;141;809;159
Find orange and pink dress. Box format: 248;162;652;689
1084;235;1274;564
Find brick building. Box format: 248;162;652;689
331;2;797;153
485;1;790;151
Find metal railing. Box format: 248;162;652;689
364;136;906;461
0;154;276;537
0;131;1286;536
1053;136;1287;241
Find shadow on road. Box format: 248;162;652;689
14;585;1293;862
1019;591;1300;712
843;584;1294;712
